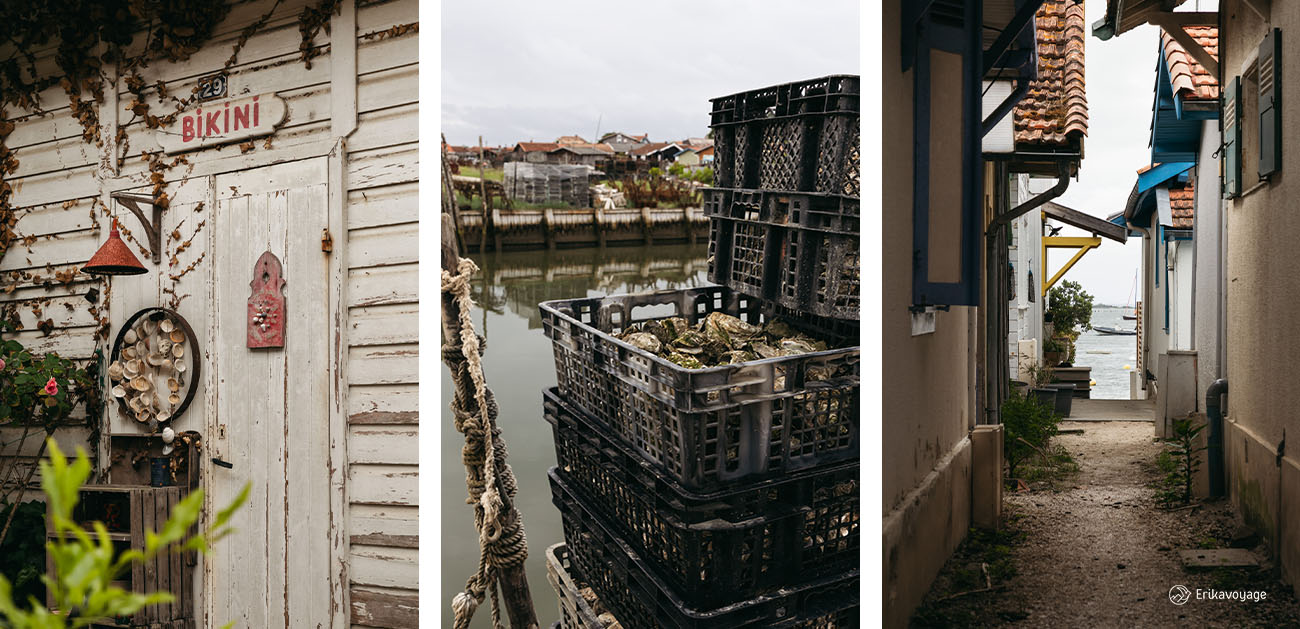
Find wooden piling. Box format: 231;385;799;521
441;133;465;253
441;214;538;629
479;135;491;254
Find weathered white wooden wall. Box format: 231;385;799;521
0;0;419;626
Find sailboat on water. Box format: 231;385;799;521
1122;269;1137;321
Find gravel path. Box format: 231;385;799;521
914;420;1300;628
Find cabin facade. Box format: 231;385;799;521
0;0;419;627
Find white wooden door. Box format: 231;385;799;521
204;158;337;627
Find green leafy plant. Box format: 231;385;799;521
1043;336;1065;354
1156;417;1207;507
0;323;100;550
667;162;686;178
1047;280;1094;334
0;439;249;627
1024;361;1054;388
1002;390;1061;480
648;166;663;178
690;166;714;185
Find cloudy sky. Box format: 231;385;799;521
441;1;859;147
1043;1;1162;306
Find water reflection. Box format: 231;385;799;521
468;245;711;331
442;243;710;628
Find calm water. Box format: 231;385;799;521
440;244;710;627
1074;307;1140;399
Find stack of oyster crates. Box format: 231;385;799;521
540;75;860;628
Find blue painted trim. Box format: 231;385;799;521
1138;162;1196;194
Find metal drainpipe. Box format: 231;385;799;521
985;161;1071;237
1205;379;1228;498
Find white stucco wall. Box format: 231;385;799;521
1193;120;1225;396
1007;174;1044;376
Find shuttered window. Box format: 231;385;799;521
908;0;983;307
1223;76;1241;198
1259;28;1282;179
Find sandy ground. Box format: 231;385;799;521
913;421;1300;628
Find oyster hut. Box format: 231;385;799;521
0;0;419;626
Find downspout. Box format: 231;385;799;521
986;161;1071;236
1205;378;1227;498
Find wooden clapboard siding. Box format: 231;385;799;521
343;1;419;626
1;1;421;625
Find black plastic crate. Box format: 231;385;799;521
551;469;860;629
705;189;860;320
545;388;859;608
546;543;611;629
539;286;859;491
710;75;859;197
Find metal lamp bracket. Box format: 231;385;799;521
111;192;165;264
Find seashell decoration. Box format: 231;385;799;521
112;310;195;430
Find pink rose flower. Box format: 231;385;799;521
43;377;58;396
0;357;5;370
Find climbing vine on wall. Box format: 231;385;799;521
0;0;344;435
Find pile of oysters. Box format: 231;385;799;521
614;312;835;369
107;314;191;429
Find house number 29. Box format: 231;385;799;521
197;74;228;101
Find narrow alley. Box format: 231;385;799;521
914;405;1300;627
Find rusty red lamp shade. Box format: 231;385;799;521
83;219;147;276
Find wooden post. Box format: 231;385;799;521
479;135;490;254
593;206;606;248
441;133;465;254
684;207;695;245
641;206;653;246
542;208;556;251
441;214;538;629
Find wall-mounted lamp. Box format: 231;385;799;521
83;192;165;276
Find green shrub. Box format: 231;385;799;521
1002;390;1061;479
0;501;44;610
1047;280;1094;334
0;440;249;627
1156;417;1207;506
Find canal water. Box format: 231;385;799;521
1073;306;1140;400
440;243;710;627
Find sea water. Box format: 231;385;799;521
1073;306;1139;399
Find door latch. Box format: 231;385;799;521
321;229;333;253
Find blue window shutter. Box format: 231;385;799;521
1259;28;1282;179
1223;77;1241;198
910;0;983;308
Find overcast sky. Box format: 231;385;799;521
440;1;859;147
1044;1;1167;306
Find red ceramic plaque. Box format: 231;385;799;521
247;251;286;349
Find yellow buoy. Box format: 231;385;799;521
1090;379;1097;386
1123;364;1132;371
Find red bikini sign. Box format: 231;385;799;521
159;93;287;154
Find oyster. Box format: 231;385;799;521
670;329;710;354
112;384;128;398
623;332;662;354
167;377;181;393
169;329;186;343
174;362;188;374
107;362;125;380
779;336;826;356
123;329;138;345
124;359;143;378
121;346;138;360
169;392;182;406
763;319;796;339
660;317;691;339
147;352;167;367
159;319;175;334
703;312;762;347
721;350;759;364
130;375;152;392
666;352;704;369
641;319;673;345
751;342;784;360
172;344;184;358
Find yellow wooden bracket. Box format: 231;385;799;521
1041;235;1101;297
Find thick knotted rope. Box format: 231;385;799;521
443;257;529;629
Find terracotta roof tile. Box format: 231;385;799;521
1013;0;1088;148
1169;181;1194;228
515;142;559;152
1161;27;1219;101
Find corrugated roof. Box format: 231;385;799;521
631;142;672;156
1013;0;1088;148
1169;181;1194;228
1161;26;1219;101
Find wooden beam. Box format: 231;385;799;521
1152;14;1220;78
1042;202;1128;243
1041;236;1101;296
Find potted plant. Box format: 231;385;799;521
1047;280;1094;363
1044;378;1075;417
1043;336;1066;367
1026;362;1057;409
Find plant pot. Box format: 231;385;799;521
1030;387;1057;410
1010;380;1030;397
1044;351;1064;366
1045;383;1076;417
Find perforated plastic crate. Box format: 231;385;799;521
552;469;859;629
545;388;859;608
546;543;612;629
539;286;859;491
705;188;860;320
710;75;859;197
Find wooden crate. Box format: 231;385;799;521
46;485;195;628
